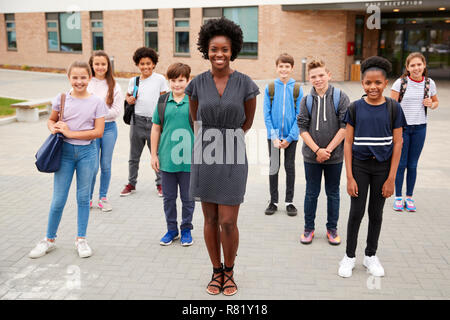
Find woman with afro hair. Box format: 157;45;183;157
338;56;406;279
185;17;260;296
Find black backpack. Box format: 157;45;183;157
123;76;139;125
348;96;398;131
157;92;193;132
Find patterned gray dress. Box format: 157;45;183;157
185;70;260;205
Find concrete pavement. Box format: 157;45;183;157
0;69;450;300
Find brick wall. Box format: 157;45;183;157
0;7;368;81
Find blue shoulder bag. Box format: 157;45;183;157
35;93;66;173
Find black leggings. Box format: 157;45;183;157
346;157;390;258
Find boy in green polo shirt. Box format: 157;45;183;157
151;63;195;246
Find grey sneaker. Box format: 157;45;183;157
76;239;92;258
29;238;56;259
98;198;112;212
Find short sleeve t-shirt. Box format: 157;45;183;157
127;73;169;118
152;93;194;173
344;98;406;162
391;76;437;125
52;92;109;145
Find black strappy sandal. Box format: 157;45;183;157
206;264;223;295
222;264;238;296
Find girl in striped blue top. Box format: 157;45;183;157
391;52;439;212
338;56;406;278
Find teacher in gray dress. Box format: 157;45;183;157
185;17;259;296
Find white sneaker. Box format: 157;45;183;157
338;255;356;278
363;255;385;277
29;238;56;259
98;198;112;212
76;239;92;258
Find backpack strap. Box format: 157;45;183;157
131;76;140;123
268;81;275;107
398;76;408;103
157;93;193;132
347;101;357;127
332;87;340;115
132;76;140;98
293;83;301;106
157;92;170;132
385;96;398;131
424;77;431;116
59;93;66;122
306;88;340;116
306;94;313;115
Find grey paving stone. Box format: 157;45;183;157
0;70;449;300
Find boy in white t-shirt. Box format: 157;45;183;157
120;47;169;197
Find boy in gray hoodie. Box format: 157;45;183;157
297;59;349;245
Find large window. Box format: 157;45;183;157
354;15;364;59
203;7;259;57
174;8;190;55
5;14;16;50
144;9;158;51
46;12;82;52
90;11;103;51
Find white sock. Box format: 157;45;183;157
285;202;293;207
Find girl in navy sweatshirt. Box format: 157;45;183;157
338;56;406;278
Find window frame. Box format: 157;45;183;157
202;6;259;59
45;12;82;53
90;11;104;51
5;13;17;51
46;14;60;52
354;15;365;60
173;9;190;57
143;10;158;51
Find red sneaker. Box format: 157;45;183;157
327;229;341;246
157;185;163;197
300;230;314;244
120;184;135;197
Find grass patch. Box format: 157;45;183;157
0;97;48;117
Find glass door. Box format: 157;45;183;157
379;29;404;76
427;29;450;79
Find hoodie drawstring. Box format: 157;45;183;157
316;96;320;131
315;94;327;131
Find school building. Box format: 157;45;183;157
1;0;448;81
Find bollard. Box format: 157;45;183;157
302;57;307;84
110;56;115;75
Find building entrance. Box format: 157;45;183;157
379;15;450;79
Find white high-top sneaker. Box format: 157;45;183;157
338;255;356;278
363;255;385;277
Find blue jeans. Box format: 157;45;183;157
303;162;343;231
395;124;426;197
90;121;118;200
161;171;195;232
47;142;96;239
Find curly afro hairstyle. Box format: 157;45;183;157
361;56;392;78
133;47;158;66
197;17;243;61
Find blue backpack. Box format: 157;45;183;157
306;87;341;116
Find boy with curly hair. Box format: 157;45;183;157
120;47;169;197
